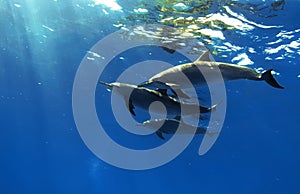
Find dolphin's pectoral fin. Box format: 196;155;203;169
125;98;136;116
151;83;191;99
156;131;165;140
261;69;284;89
196;50;213;62
172;89;190;99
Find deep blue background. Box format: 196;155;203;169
1;0;300;193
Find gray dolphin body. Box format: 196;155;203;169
137;116;218;140
99;82;214;116
139;51;284;96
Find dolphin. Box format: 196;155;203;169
139;50;284;97
137;116;219;140
98;82;215;117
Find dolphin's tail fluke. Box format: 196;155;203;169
261;69;284;89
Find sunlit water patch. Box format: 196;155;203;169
103;0;292;67
1;0;298;75
265;29;300;60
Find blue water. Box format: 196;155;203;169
1;0;300;193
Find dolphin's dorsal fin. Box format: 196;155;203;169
196;50;212;62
